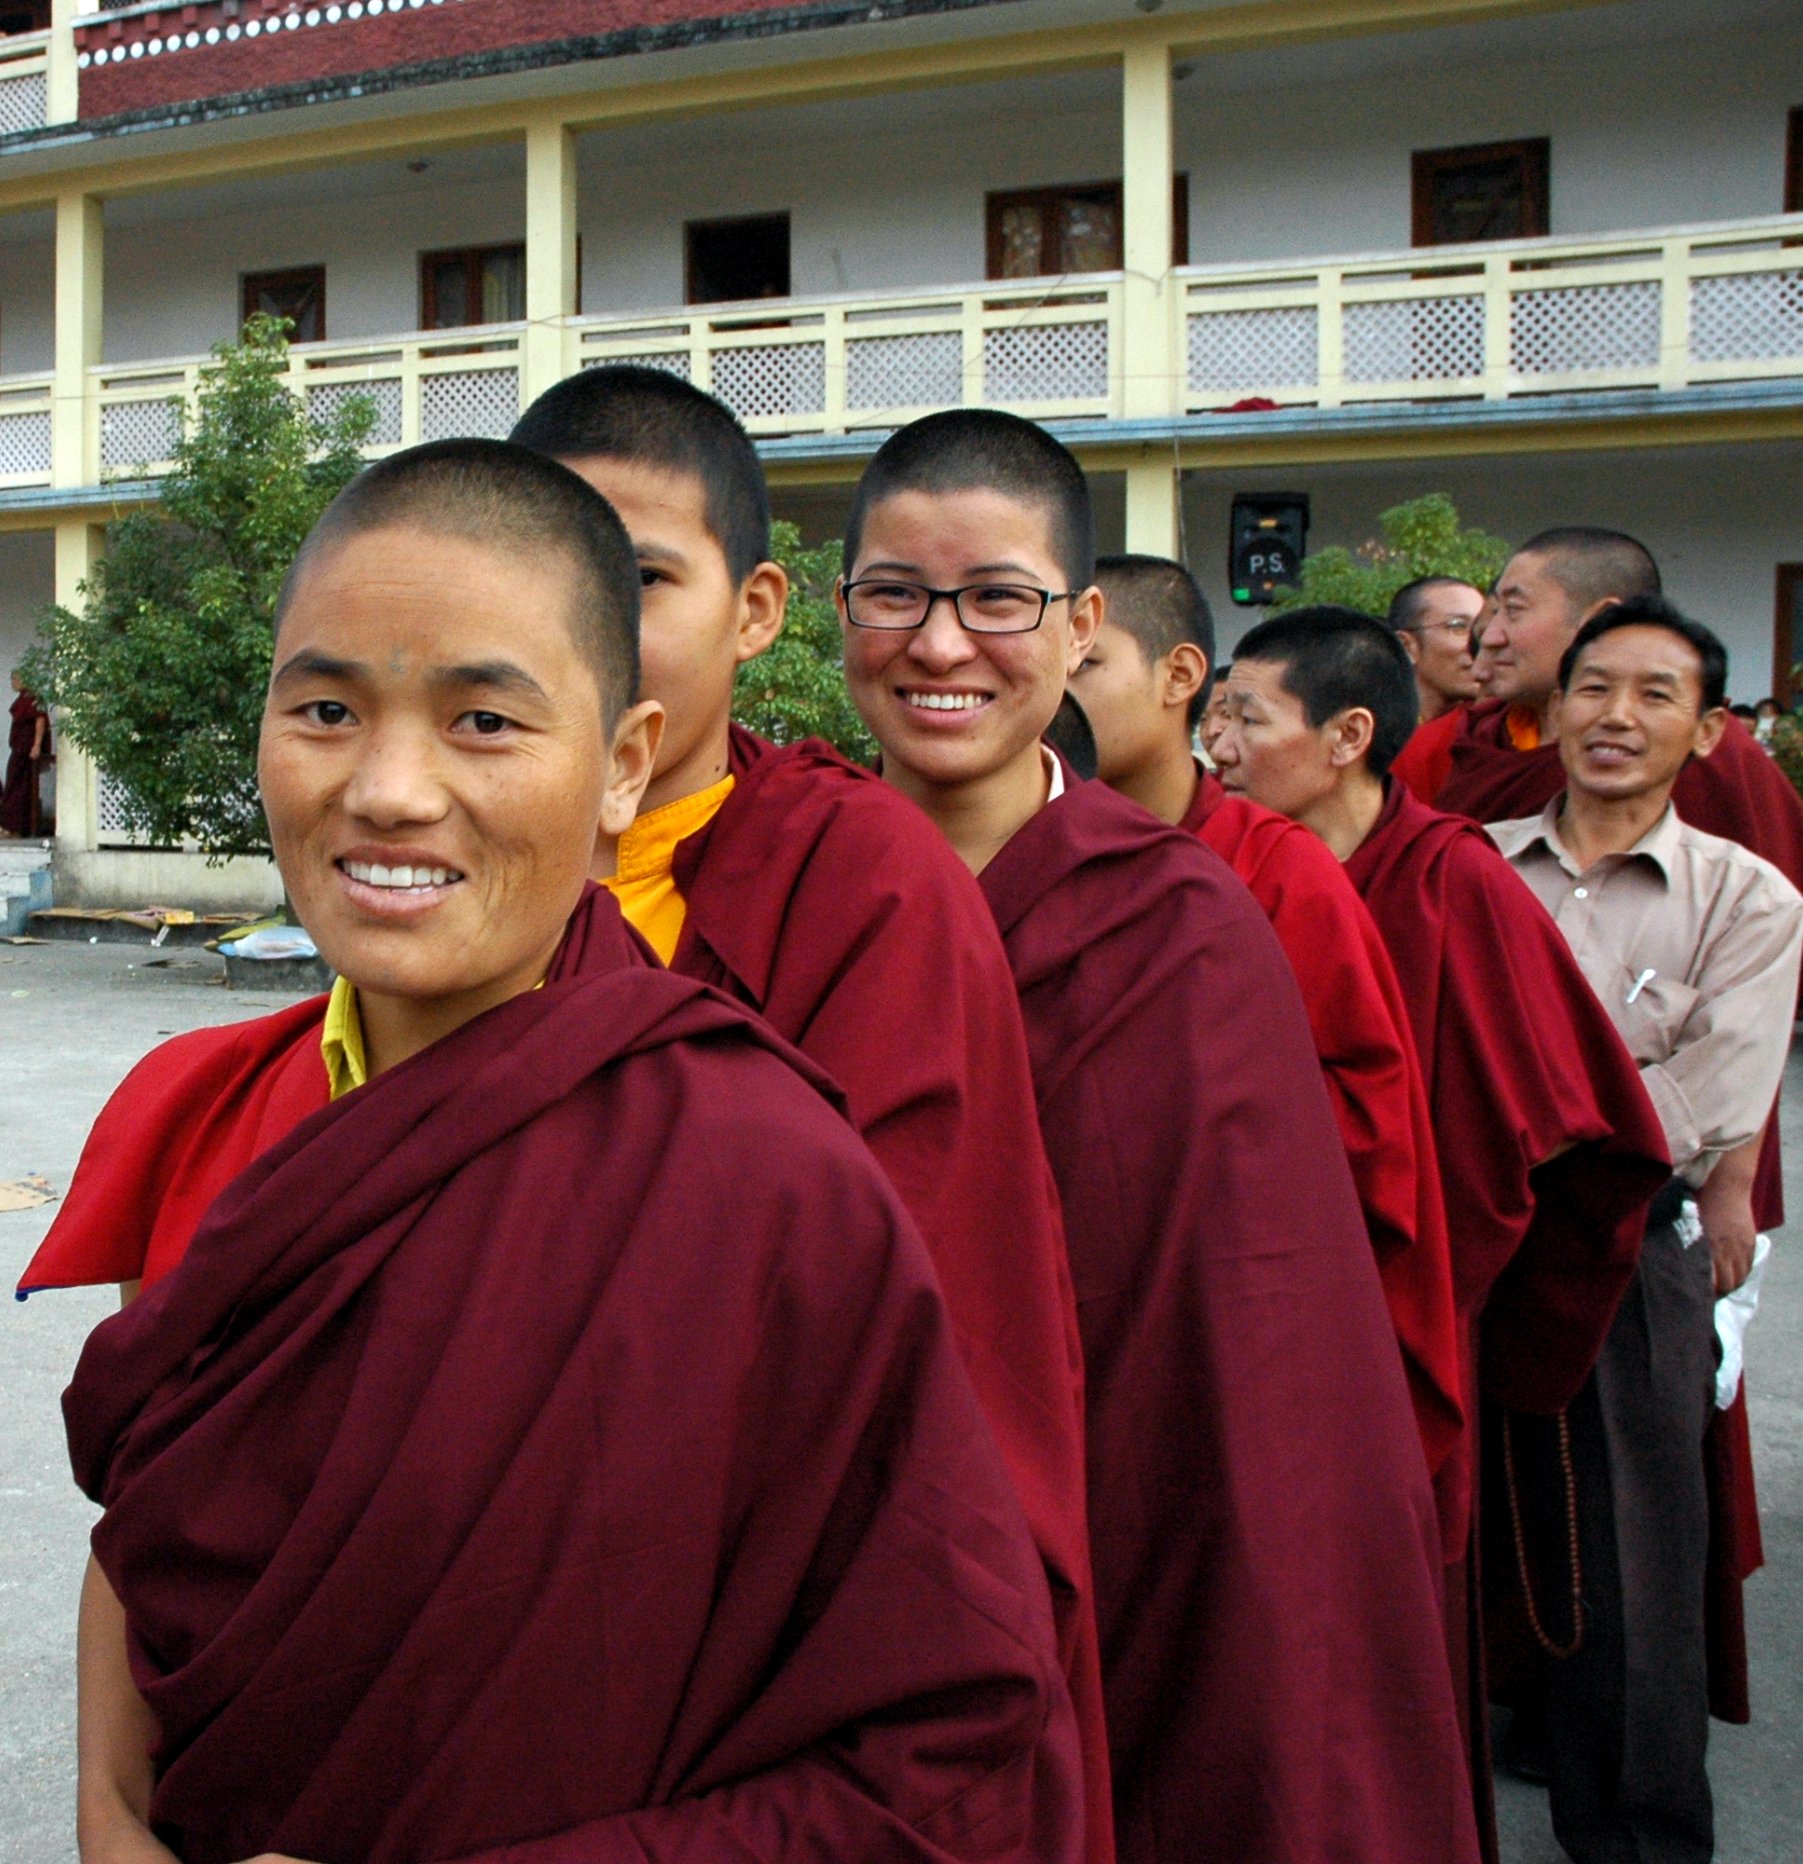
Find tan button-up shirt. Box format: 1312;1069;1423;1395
1490;798;1803;1186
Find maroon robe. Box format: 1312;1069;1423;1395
979;771;1479;1864
62;887;1083;1864
1396;696;1793;1715
1182;769;1465;1550
1344;780;1670;1853
0;687;49;838
674;724;1109;1859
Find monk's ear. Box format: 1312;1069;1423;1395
734;560;789;668
598;699;665;838
1327;706;1376;769
1064;586;1104;676
1161;643;1209;715
1395;629;1422;669
1692;704;1728;762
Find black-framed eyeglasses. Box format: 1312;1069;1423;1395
842;578;1079;636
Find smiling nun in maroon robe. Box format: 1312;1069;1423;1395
839;410;1480;1864
38;441;1083;1864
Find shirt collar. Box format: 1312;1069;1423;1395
1528;793;1681;884
612;772;736;884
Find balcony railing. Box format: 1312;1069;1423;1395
0;30;50;136
1;215;1799;495
0;371;52;487
1179;215;1803;409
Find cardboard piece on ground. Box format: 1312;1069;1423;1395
0;1175;56;1212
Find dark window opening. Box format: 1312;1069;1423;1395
985;177;1189;280
1786;107;1801;214
1775;563;1803;701
242;266;326;344
685;215;791;306
1411;139;1550;246
0;0;50;36
420;244;526;330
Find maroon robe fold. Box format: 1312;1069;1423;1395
1344;779;1670;1855
63;887;1083;1864
979;771;1479;1864
1394;697;1795;1713
674;723;1109;1862
1182;770;1465;1550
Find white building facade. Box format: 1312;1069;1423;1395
0;0;1797;903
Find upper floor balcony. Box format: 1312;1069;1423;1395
1;212;1798;495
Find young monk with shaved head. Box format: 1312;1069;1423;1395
28;440;1083;1864
1074;553;1463;1551
510;367;1108;1858
842;409;1481;1864
1211;605;1671;1860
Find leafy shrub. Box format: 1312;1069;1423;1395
1270;493;1511;618
733;523;876;764
26;316;373;859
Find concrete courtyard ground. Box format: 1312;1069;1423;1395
2;938;1800;1861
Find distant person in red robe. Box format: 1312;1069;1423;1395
1388;575;1484;724
33;439;1083;1864
1;667;50;838
1211;605;1670;1860
839;409;1480;1864
509;364;1108;1860
1389;526;1803;1718
1074;552;1464;1538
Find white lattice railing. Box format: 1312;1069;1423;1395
0;31;49;137
572;277;1122;434
91;325;526;473
0;372;52;487
1180;214;1803;409
1;214;1797;489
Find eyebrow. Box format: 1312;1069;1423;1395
855;559;1045;580
269;650;551;706
634;540;690;572
433;661;553;704
270;649;366;687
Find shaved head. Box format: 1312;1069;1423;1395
279;438;642;728
1511;527;1661;615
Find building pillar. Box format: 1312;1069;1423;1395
47;0;81;125
52;520;102;856
1120;42;1175;422
523;117;578;408
1123;454;1179;558
52;190;102;492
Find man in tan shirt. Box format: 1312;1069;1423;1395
1490;594;1803;1864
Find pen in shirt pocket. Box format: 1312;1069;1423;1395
1626;968;1657;1005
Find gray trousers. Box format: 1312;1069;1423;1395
1543;1217;1718;1864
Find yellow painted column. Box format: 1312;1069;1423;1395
52;190;102;492
1123;452;1179;558
47;0;81;125
523;117;578;409
1120;41;1175;422
52;520;102;856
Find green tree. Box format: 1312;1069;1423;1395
1270;492;1511;618
25;315;374;859
733;522;876;764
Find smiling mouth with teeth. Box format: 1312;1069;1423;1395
340;859;465;891
903;691;991;712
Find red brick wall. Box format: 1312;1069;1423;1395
78;0;809;120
